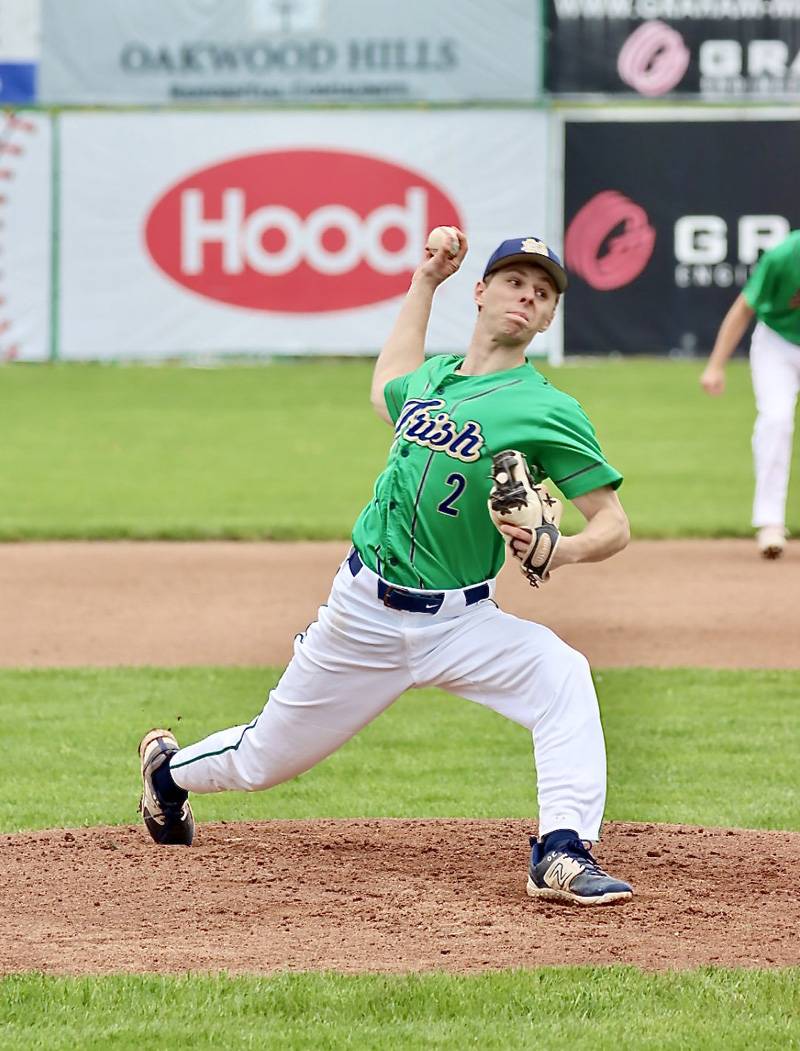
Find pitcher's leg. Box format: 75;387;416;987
750;324;800;530
171;597;412;795
529;645;606;841
419;605;606;842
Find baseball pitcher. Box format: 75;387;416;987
139;230;633;906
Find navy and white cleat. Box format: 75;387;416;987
138;728;195;846
527;833;633;906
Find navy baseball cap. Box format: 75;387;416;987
483;236;568;293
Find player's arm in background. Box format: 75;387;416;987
500;484;629;573
370;230;468;425
699;293;755;397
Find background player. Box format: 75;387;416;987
139;230;634;906
700;230;800;559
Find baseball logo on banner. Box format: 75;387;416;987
564;119;800;356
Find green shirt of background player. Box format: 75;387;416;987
700;230;800;559
358;229;630;589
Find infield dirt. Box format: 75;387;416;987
2;538;798;668
3;819;800;974
2;540;798;974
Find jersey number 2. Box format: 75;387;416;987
437;473;466;517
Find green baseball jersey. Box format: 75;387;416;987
351;355;622;590
743;230;800;345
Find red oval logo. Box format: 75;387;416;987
144;149;463;313
565;191;656;291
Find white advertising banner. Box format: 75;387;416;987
0;110;50;361
0;0;39;102
58;110;555;360
41;0;540;104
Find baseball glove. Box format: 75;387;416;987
488;449;562;587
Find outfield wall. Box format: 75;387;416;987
4;106;800;363
55;109;557;362
4;1;800;363
562;108;800;356
17;0;800;106
1;107;563;363
0;112;51;362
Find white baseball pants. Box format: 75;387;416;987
750;321;800;529
171;554;608;842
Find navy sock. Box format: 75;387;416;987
541;828;581;854
153;758;188;805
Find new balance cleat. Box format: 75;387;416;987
138;728;194;846
527;835;633;906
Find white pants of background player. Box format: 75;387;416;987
750;321;800;530
170;554;608;842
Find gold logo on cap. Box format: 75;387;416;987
521;238;548;255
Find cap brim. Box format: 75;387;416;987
484;253;568;293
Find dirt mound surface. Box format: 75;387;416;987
3;541;798;975
2;539;798;669
2;819;797;974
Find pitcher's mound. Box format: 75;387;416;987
2;819;797;974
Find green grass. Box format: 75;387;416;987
1;359;793;539
2;969;800;1050
1;666;798;834
3;666;798;1045
0;361;385;540
2;357;795;1041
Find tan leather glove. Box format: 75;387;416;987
488;449;562;587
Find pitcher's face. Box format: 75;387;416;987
475;264;559;346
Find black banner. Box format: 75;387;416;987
546;0;800;98
563;120;800;355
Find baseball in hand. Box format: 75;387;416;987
426;226;460;257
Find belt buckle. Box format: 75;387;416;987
382;585;401;608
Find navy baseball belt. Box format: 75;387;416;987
348;548;489;614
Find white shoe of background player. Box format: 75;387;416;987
756;525;786;560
